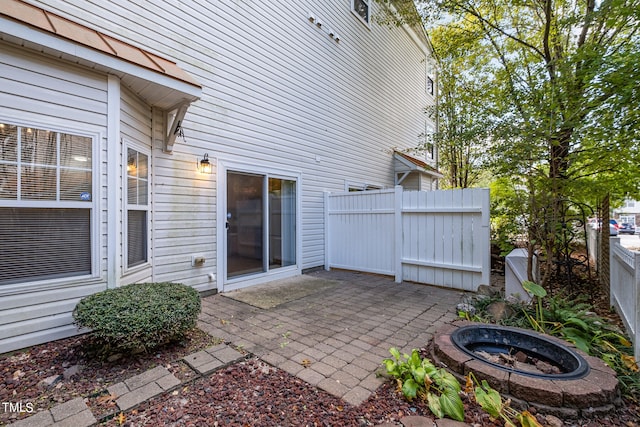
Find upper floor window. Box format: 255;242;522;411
427;76;434;95
352;0;370;25
0;123;95;286
425;124;435;160
126;146;149;269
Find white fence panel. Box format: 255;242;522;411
610;238;640;362
324;188;399;277
401;189;490;291
325;187;490;291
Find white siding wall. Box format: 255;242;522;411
401;173;421;191
120;88;153;285
119;89;218;291
31;0;435;271
0;42;109;352
152;148;217;292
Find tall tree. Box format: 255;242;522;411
379;0;640;285
428;24;494;189
442;0;636;284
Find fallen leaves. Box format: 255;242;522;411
622;354;639;372
116;412;126;425
96;393;118;405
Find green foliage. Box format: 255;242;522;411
489;178;526;256
383;348;464;421
427;23;495;189
73;282;201;355
469;374;542;426
522;280;547;332
410;0;640;286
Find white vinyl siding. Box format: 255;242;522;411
16;0;434;271
0;41;108;352
119;88;154;283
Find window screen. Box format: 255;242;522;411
0;124;94;285
126;148;149;268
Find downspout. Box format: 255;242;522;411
434;64;440;190
107;75;121;289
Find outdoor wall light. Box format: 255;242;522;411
199;153;212;174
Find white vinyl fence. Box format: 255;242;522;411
609;237;640;362
324;186;490;291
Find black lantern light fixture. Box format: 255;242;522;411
199;153;212;174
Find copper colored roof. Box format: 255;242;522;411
394;150;442;175
0;0;200;89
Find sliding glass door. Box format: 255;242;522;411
226;171;296;280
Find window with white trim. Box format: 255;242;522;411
0;123;95;286
125;146;149;269
425;123;435;160
352;0;370;24
426;60;436;96
347;183;382;192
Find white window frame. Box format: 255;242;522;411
425;123;435;160
0;120;100;293
123;141;151;273
346;182;383;192
351;0;371;26
425;59;437;96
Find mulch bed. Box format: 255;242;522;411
2;328;639;426
0;329;219;425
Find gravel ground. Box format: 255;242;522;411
2;328;639;426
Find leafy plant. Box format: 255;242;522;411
383;348;464;421
73;282;201;356
466;373;542;427
522;280;547;333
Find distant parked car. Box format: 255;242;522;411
619;223;636;234
610;223;619;236
610;219;619;229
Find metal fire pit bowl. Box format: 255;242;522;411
450;324;590;380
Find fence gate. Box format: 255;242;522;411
324;186;490;291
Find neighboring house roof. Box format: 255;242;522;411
0;0;201;109
394;151;443;178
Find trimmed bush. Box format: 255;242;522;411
73;282;201;354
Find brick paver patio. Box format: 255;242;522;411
8;270;468;426
197;269;466;406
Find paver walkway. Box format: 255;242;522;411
8;270;468;426
198;269;466;406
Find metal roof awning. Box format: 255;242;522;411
0;0;202;110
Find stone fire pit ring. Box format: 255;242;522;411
431;321;621;417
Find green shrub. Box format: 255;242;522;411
73;282;201;355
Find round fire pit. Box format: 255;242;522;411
451;324;590;380
432;321;620;417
